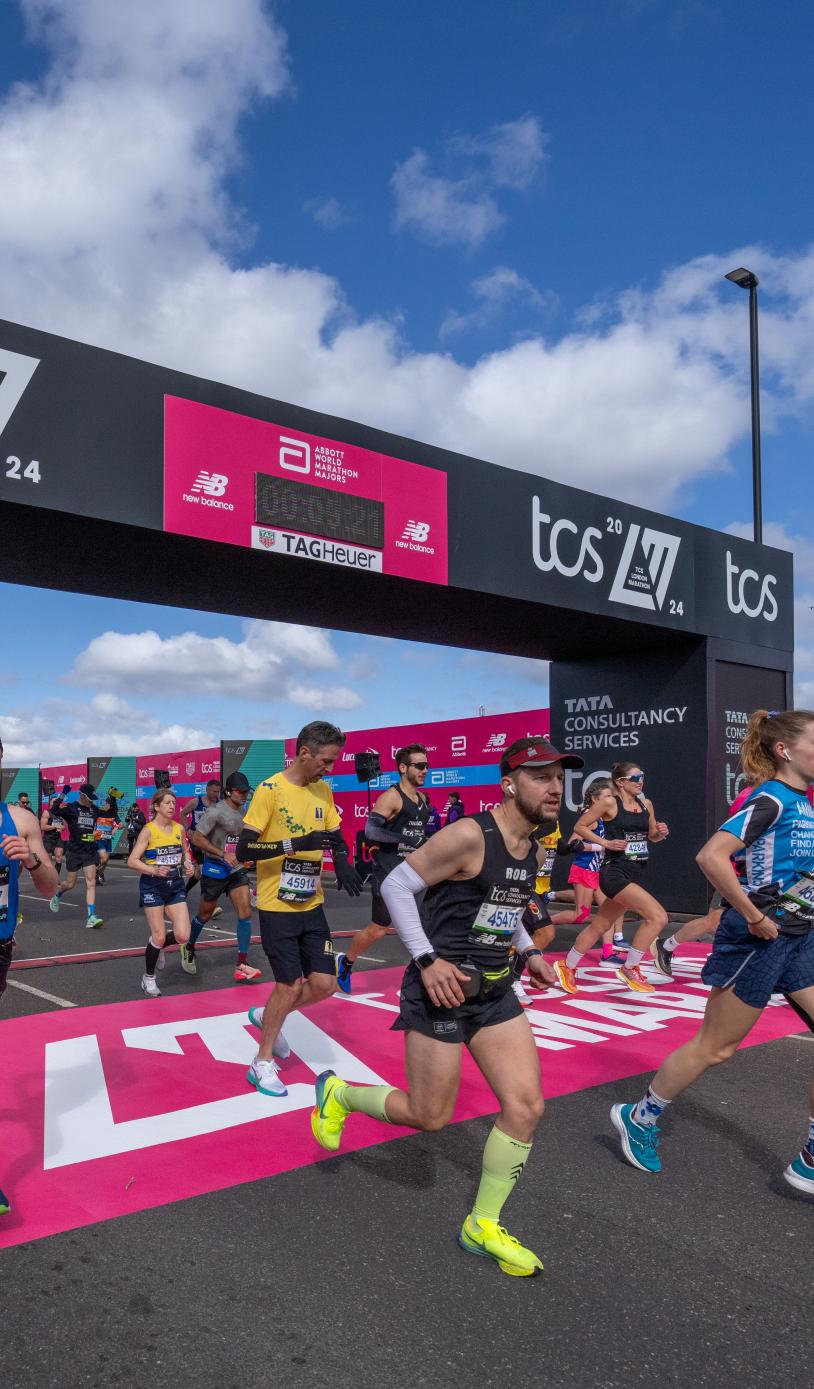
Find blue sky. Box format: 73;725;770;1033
1;0;813;763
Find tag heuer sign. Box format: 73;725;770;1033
257;528;276;549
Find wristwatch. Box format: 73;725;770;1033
416;952;438;970
25;852;43;873
522;947;543;965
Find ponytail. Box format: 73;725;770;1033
740;708;814;783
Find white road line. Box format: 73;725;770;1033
356;954;387;963
201;926;238;938
6;979;76;1008
20;893;80;908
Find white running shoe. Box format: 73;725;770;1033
141;973;161;997
512;978;533;1005
247;1056;287;1097
212;906;223;919
250;889;258;910
247;1007;291;1060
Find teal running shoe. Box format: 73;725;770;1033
610;1102;662;1173
783;1148;814;1196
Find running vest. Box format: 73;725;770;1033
142;820;185;880
574;816;605;871
0;803;21;941
190;796;215;832
603;796;649;863
369;787;431;866
61;799;99;847
420;811;537;970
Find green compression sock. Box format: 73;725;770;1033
335;1082;396;1123
471;1125;533;1223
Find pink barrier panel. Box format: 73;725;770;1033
134;747;221;806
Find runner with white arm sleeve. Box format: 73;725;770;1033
308;735;583;1278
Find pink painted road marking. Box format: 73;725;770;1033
0;949;805;1249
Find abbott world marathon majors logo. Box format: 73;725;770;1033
531;498;684;617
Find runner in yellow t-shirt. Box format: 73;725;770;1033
236;720;363;1097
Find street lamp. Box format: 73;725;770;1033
724;266;762;545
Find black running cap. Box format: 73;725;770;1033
225;771;250;792
500;737;584;774
78;782;96;798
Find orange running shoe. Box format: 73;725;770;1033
235;964;262;983
554;959;578;995
616;963;654;993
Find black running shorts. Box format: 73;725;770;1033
200;867;251;902
259;905;335;984
392;962;522;1045
66;845;99;873
599;859;647;900
370;887;391;928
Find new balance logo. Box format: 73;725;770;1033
485;733;507;749
0;347;40;439
401;520;430;542
190;471;229;497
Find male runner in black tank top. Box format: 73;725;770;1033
309;735;583;1278
335;742;430;993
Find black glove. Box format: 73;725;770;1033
557;837;580;856
334;855;364;896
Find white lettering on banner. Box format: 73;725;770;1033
250;526;382;572
532;498;604;582
608;525;681;612
725;551;778;622
560;694;687;753
0;346;40;439
43;1011;385;1169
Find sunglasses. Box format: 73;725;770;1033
625;773;645;783
409;761;429;770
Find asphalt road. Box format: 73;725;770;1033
2;865;813;1389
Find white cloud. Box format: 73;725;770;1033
67;618;352;702
304;196;354;230
3;7;814;516
0;693;213;765
440;265;554;338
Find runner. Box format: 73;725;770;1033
651;777;757;978
554;761;669;995
185;773;260;982
445;792;465;825
40;795;66;875
180;778;221;902
0;734;59;1215
570;779;628;965
335;743;430;995
15;792;31;811
237;721;363;1096
308;736;581;1277
127;788;196;997
48;783;104;927
94;792;121;885
611;708;814;1195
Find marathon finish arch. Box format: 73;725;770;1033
0;319;794;909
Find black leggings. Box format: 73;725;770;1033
0;938;13;1001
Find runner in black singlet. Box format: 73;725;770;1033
48;783;105;928
335;742;430;994
309;736;582;1278
180;779;221;901
554;761;669;995
41;796;66;874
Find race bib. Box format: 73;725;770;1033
278;857;319;903
781;874;814;917
224;834;240;867
471;899;523;936
154;844;183;870
0;865;8;925
625;837;648;860
540;851;555;878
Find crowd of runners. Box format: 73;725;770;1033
1;710;813;1268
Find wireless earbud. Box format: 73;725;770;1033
782;749;792;763
507;784;516;797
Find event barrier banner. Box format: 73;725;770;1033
87;756;137;852
221;740;286;793
135;747;221;808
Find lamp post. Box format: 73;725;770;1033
724;266;762;545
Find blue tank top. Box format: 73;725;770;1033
574;816;605;872
0;802;21;941
721;779;814;893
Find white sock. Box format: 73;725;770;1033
633;1086;670;1126
625;947;645;970
663;934;679;953
565;947;583;969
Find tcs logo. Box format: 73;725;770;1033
725;551;778;623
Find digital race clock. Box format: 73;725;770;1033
255;472;384;550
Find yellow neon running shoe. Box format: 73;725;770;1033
310;1070;350;1152
616;964;654;994
458;1216;543;1277
554;959;578;995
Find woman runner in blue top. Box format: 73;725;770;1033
611;708;814;1195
